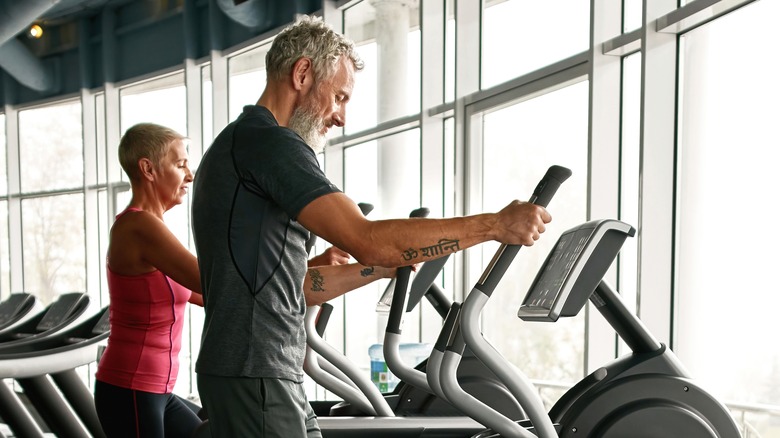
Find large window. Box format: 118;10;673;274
677;1;779;431
17;103;85;303
344;0;421;134
478;80;589;402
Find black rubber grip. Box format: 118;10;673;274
477;165;572;294
315;303;334;336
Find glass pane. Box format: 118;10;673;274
0;201;9;296
97;189;109;307
445;0;456;103
96;93;107;184
619;53;641;319
342;128;421;374
19;101;83;192
22;194;86;304
480;81;589;400
623;0;642;32
202;65;214;145
120;83;187;137
228;45;268;122
0;113;6;195
677;1;780;428
482;0;590;89
344;1;422;134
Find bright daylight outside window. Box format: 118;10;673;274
480;80;588;404
676;1;779;434
481;0;589;89
18;102;86;304
343;0;421;135
0;114;8;296
229;45;268;122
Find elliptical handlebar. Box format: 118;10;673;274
444;165;571;438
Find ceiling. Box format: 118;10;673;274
0;0;320;107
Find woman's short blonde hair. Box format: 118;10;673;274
118;123;185;182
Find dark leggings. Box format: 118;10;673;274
94;380;203;438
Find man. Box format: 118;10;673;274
191;15;551;437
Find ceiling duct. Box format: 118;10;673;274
0;0;63;93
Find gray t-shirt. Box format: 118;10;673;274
192;105;340;382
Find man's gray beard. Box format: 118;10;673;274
288;106;327;154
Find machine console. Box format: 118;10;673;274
518;220;634;322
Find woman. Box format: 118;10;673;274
94;123;204;438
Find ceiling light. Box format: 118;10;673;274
29;24;43;39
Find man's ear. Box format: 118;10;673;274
138;158;155;181
291;57;314;92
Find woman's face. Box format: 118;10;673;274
156;139;193;209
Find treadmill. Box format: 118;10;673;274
0;293;99;438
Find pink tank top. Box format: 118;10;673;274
95;208;191;394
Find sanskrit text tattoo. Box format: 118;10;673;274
401;239;461;262
310;269;324;292
360;267;375;277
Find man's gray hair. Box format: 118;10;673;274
265;15;364;83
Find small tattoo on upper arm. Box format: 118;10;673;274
310;269;324;292
360;267;375;277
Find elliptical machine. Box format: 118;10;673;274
434;213;743;437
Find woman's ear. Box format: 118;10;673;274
138;158;155;181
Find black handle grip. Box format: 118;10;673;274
358;202;375;216
385;206;431;334
315;303;334;337
409;207;430;218
386;268;412;335
433;302;462;352
529;165;572;207
477;165;572;294
406;254;450;312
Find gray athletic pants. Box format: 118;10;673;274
198;374;321;438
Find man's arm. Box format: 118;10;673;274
297;192;551;268
303;263;396;306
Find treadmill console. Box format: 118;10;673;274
0;293;35;323
36;293;88;331
518;220;635;322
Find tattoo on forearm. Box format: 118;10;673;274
310;269;324;292
402;248;418;261
402;238;461;261
360;267;375;277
